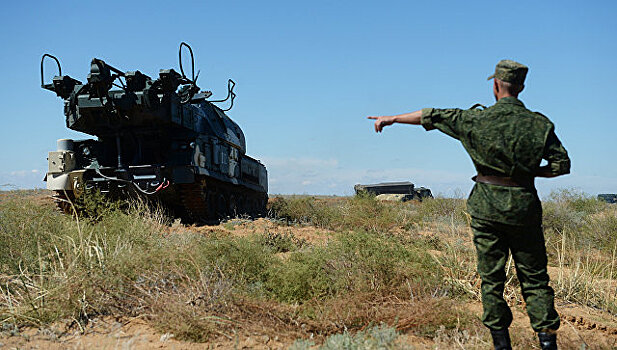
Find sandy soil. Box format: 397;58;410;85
2;300;616;349
181;218;336;246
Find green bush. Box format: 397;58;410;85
543;189;617;253
290;324;411;350
189;233;276;289
268;196;341;228
266;231;441;303
412;197;468;226
585;213;617;252
542;189;605;234
0;194;169;325
269;194;415;232
257;230;307;253
547;188;607;215
337;193;405;232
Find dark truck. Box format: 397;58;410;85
598;194;617;204
42;43;267;222
354;181;433;201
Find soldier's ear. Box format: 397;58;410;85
493;79;499;93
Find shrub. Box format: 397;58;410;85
412;197;468;226
257;230;306;253
290;323;411;350
268;194;416;232
0;193;169;326
268;196;341;228
265;231;441;303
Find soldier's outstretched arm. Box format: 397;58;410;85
367;110;423;133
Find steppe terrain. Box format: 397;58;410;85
0;190;616;349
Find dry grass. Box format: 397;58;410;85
0;189;616;348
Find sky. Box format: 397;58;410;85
0;0;616;198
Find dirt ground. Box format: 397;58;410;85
2;301;616;349
179;218;336;246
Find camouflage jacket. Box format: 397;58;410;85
421;97;570;226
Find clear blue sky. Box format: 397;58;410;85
1;0;615;197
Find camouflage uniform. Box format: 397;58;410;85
420;93;570;331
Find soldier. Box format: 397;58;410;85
368;60;570;350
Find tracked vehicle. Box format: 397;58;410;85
42;43;268;222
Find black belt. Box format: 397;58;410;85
472;174;533;188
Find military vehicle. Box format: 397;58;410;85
354;181;433;201
598;194;617;204
41;43;268;222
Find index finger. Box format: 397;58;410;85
367;116;378;120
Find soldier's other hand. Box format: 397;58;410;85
367;116;395;133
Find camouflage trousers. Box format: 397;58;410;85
470;217;560;332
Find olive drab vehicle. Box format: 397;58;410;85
41;43;268;222
354;181;433;201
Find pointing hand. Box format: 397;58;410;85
367;116;395;133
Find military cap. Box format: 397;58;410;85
487;59;528;85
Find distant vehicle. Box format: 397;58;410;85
354;181;433;201
598;194;617;204
41;43;268;222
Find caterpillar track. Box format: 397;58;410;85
175;176;267;224
52;190;75;215
53;177;267;224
